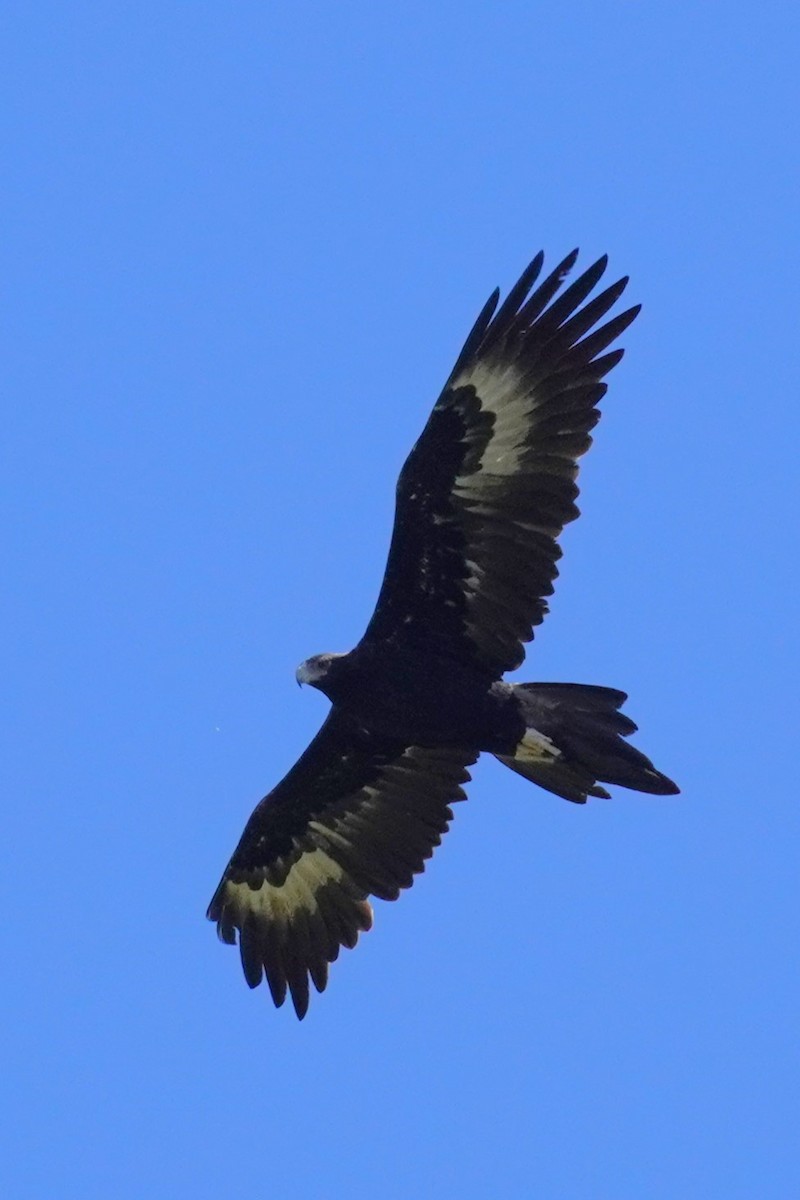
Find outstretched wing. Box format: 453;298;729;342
207;712;475;1018
360;250;640;677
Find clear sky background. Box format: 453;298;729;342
3;4;799;1198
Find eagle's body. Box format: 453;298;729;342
208;249;678;1018
298;646;518;751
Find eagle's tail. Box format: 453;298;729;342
494;682;679;804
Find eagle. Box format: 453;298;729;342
207;249;678;1018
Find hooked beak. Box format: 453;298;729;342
295;661;313;688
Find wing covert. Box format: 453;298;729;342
360;250;640;676
207;712;475;1018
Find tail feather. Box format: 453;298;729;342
496;682;678;804
496;753;613;803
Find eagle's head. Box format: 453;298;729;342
295;652;347;691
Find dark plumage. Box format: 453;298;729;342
208;250;678;1017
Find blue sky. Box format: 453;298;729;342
3;4;799;1197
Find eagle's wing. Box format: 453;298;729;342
360;250;640;677
207;711;475;1018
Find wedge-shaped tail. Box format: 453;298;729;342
495;683;679;804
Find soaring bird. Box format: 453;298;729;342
207;249;678;1018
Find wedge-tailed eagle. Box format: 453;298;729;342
208;249;678;1017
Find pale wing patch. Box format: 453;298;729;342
444;358;590;668
453;360;530;476
217;846;371;927
214;839;374;1018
